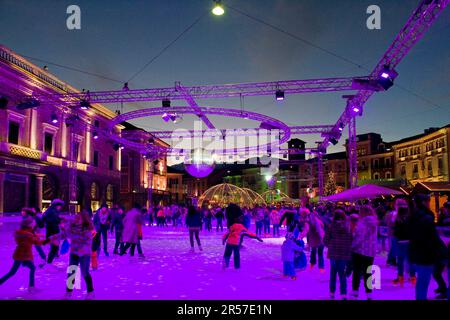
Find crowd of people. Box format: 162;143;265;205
0;195;449;300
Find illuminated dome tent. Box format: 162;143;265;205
242;188;266;206
261;189;290;204
198;183;258;208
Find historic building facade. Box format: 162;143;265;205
0;45;122;214
392;126;449;185
119;123;169;209
348;133;396;186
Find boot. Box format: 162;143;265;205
392;276;404;286
91;252;98;270
408;276;417;286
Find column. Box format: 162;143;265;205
25;175;30;208
0;171;5;218
36;175;44;211
147;160;153;208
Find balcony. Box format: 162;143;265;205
0;142;42;160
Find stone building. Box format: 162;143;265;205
0;45;122;214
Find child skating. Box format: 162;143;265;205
0;218;46;292
281;232;304;279
222;206;263;270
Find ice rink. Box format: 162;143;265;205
0;218;443;300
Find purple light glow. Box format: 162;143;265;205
51;119;58;124
353;107;360;113
381;72;390;79
184;163;215;178
162;112;170;122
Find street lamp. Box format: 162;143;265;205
212;0;225;16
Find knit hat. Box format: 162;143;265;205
51;198;64;206
285;232;295;240
21;217;34;229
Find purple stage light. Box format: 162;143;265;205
93;131;99;139
353;107;360;113
381;72;390;79
162;112;170;122
51;113;58;124
275;90;285;101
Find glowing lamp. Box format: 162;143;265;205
51;113;58;124
212;1;225;15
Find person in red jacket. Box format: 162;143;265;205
0;217;46;292
222;206;263;270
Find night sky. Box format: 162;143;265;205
1;0;449;156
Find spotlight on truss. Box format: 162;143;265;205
275;90;285;101
16;97;40;110
80;100;91;110
377;65;398;91
51;113;58;124
162;99;171;108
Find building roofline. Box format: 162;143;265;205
0;45;118;120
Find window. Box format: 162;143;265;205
385;172;392;179
44;132;53;154
374;173;380;180
93;151;99;167
73;142;80;161
427;160;433;176
94;120;100;128
361;161;366;168
400;165;406;177
373;159;379;169
385;158;391;167
438;157;443;174
8;121;20;144
109;155;114;171
413;163;419;173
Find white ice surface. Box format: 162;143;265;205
0;219;445;300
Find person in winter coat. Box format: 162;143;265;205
243;208;252;230
351;205;378;300
307;211;326;272
254;206;265;236
281;232;303;279
222;211;263;270
270;209;281;237
226;204;244;229
215;208;224;232
437;202;450;226
409;194;446;300
43;198;64;265
120;203;143;257
279;207;299;232
21;208;46;267
0;218;45;292
205;209;213;232
392;206;416;286
49;210;95;299
186;206;203;252
110;205;125;255
93;204;111;257
263;207;271;235
324;209;353;300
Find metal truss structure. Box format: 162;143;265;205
20;0;449;195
